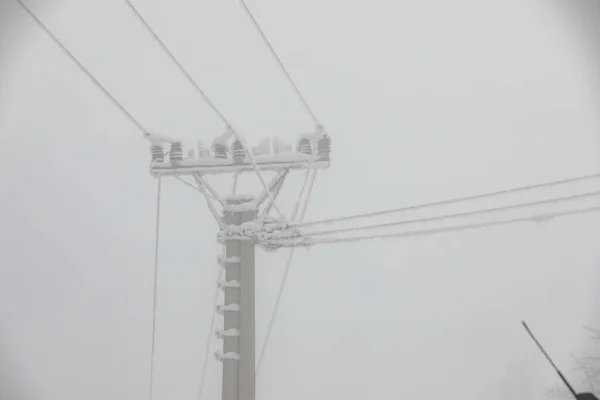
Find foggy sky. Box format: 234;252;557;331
1;0;599;399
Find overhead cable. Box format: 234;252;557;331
293;172;600;229
123;0;287;221
256;169;319;375
285;205;600;247
122;0;230;127
238;0;322;128
16;0;149;134
149;178;162;400
302;190;600;238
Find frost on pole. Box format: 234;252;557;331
144;129;331;400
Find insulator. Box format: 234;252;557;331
231;140;245;164
150;144;164;162
213;143;229;159
296;137;312;155
169;142;183;163
317;133;331;161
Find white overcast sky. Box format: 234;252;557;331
1;0;600;399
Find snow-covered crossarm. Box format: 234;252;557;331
147;133;331;176
151;155;328;176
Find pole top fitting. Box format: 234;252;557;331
225;194;254;205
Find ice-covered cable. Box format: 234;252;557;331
238;0;321;127
122;0;230;126
256;170;319;375
17;0;149;134
148;178;162;400
284;205;600;247
298;169;318;220
300;190;600;238
198;248;226;400
293;173;600;229
122;0;285;220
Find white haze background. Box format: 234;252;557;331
0;0;599;399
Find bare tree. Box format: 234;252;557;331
547;327;600;399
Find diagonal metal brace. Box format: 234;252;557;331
256;170;289;216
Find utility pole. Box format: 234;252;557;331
221;195;257;400
145;131;330;400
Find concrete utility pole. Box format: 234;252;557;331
146;132;330;400
222;196;257;400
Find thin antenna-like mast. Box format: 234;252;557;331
522;321;578;399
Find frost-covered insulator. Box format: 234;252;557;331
169;142;183;163
296;137;312;155
150;144;164;162
213;143;229;159
231;140;245;164
217;280;241;290
316;133;331;161
216;304;240;315
214;351;240;362
215;329;240;339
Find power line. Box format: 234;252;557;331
256;169;319;375
257;176;597;369
302;190;600;238
149;177;162;400
123;0;287;221
121;0;231;127
242;4;327;370
285;204;600;247
238;0;322;128
16;0;149;134
293;172;600;229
